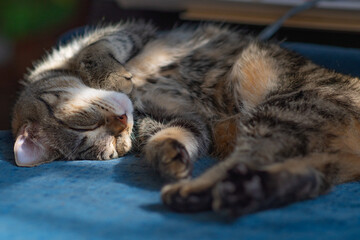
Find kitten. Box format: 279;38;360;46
12;21;360;216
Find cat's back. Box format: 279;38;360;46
126;25;252;116
126;23;360;120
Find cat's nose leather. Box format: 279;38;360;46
106;114;127;135
116;114;127;126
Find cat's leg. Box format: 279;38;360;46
212;152;360;215
211;156;329;216
72;40;134;93
144;127;198;180
162;95;360;213
71;22;155;93
30;22;155;82
29;22;155;92
161;154;239;211
161;105;316;211
162;151;360;214
137;115;210;181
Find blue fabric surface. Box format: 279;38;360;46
283;42;360;77
1;43;360;239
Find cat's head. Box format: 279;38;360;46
12;75;134;167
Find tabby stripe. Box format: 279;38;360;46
317;77;342;86
41;90;66;98
37;97;67;128
108;53;122;64
262;101;343;122
253;112;318;132
126;33;138;60
37;96;100;132
160;63;178;72
78;145;93;157
87;39;111;48
75;136;89;156
37;97;56;120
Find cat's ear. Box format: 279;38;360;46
14;124;50;167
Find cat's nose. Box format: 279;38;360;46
106;114;128;135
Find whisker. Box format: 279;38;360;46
63;136;88;160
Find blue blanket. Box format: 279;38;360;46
1;43;360;240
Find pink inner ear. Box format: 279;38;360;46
14;124;48;167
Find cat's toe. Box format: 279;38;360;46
161;180;213;212
158;139;192;180
212;163;270;215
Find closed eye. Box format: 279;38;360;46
69;122;104;132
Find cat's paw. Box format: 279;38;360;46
161;179;213;212
105;69;133;94
212;162;271;215
161;162;270;215
146;138;192;180
75;40;133;94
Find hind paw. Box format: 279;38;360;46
161;178;215;212
161;162;272;215
212;162;271;215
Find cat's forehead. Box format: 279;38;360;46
38;86;133;121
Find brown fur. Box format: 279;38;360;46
235;44;279;108
144;128;194;179
330;117;360;155
212;117;238;159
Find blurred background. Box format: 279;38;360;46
1;0;360;130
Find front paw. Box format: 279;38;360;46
145;138;192;180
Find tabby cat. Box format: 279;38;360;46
12;21;360;216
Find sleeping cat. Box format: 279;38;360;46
12;21;360;216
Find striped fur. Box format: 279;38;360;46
12;21;360;215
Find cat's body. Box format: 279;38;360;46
12;22;360;215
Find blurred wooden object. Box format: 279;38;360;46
181;2;360;32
